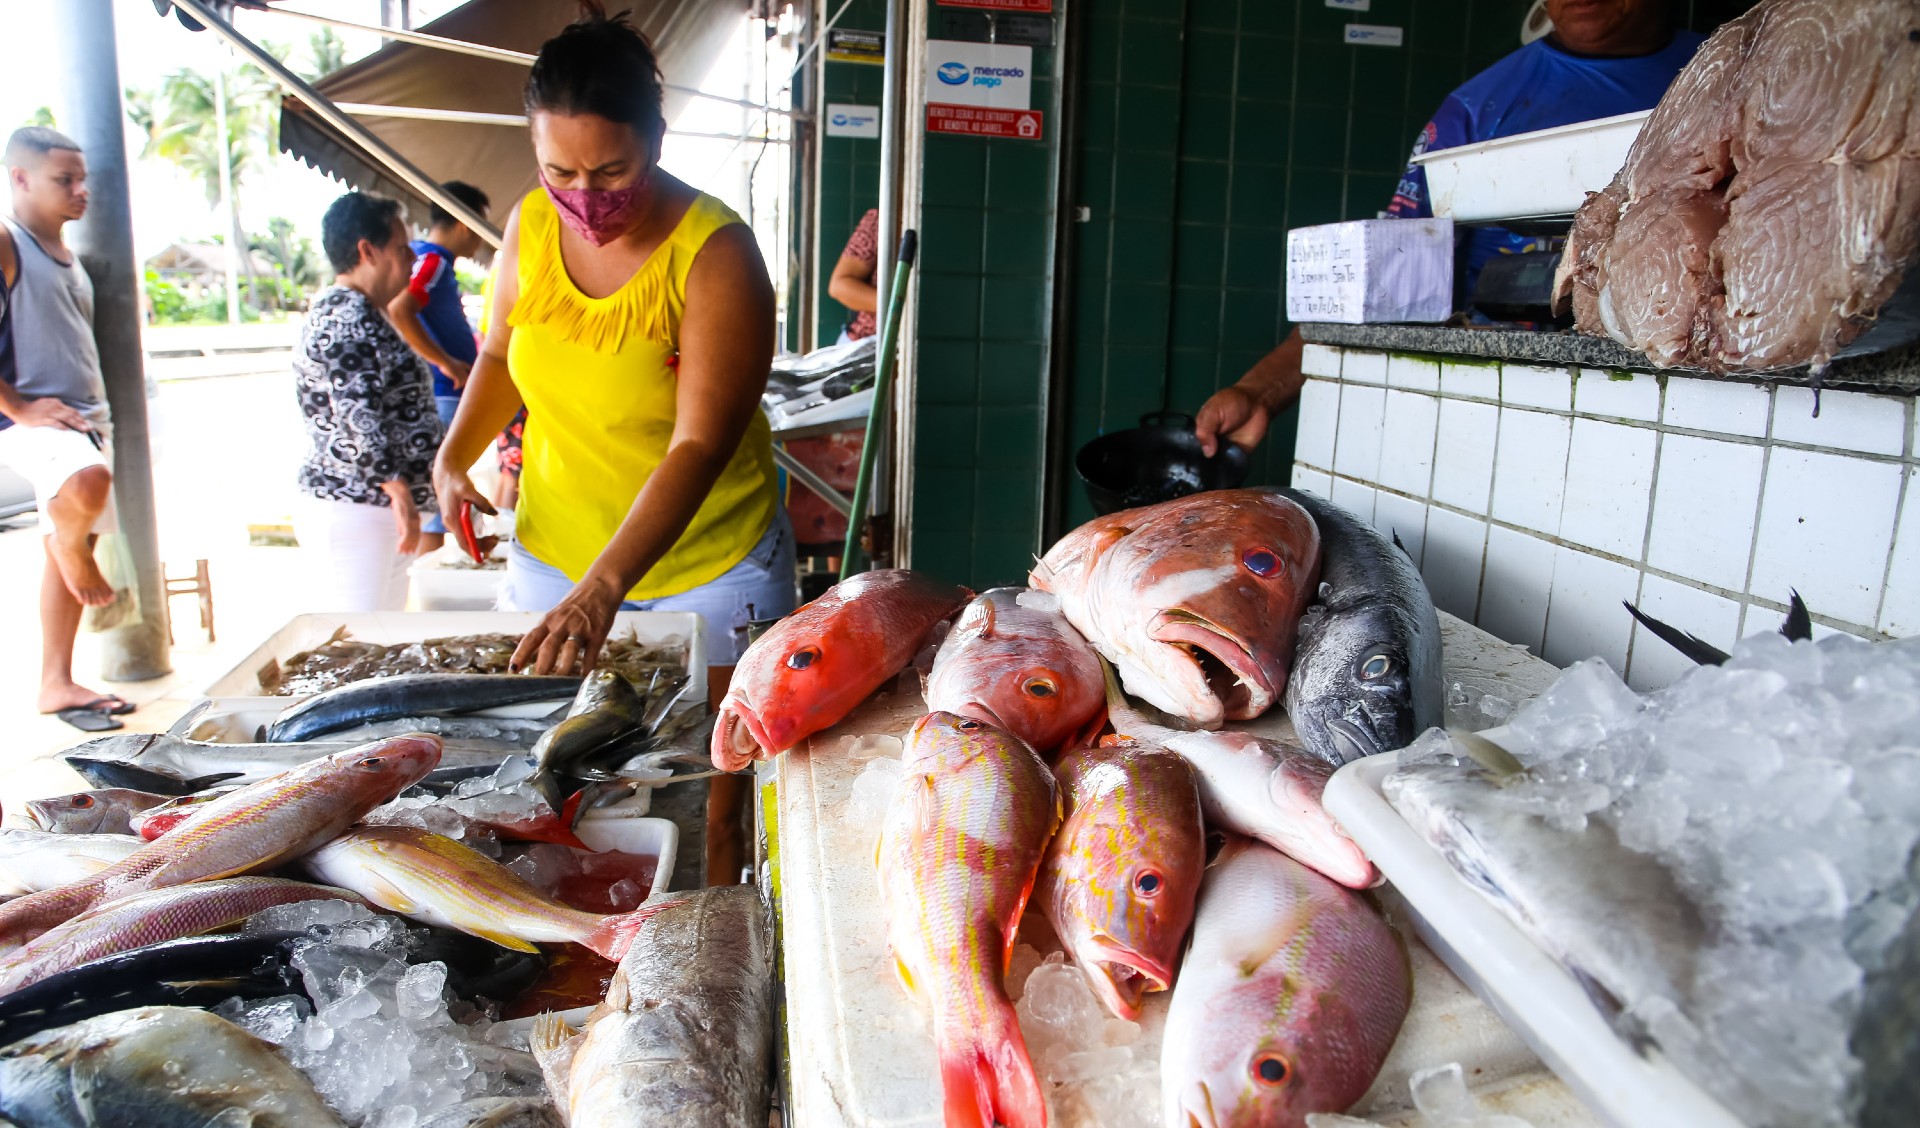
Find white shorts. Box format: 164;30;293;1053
0;420;115;534
291;492;416;613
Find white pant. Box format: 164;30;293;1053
292;493;414;612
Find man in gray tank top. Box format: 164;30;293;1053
0;127;135;731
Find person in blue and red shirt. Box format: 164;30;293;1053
1194;0;1702;458
388;179;489;549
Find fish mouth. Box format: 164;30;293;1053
1083;935;1172;1020
1326;716;1385;765
1150;611;1275;719
714;705;774;770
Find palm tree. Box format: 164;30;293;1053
126;64;280;319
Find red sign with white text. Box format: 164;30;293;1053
926;104;1045;141
937;0;1052;10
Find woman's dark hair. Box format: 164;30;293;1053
429;180;491;228
525;3;665;139
320;191;403;274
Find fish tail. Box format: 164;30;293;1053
583;896;689;961
937;1002;1047;1128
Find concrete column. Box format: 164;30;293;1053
53;0;173;682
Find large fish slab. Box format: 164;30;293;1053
1036;744;1204;1021
530;885;773;1128
21;790;171;836
0;877;361;997
1277;488;1442;766
0;832;143;897
925;587;1105;755
62;732;510;794
1162;837;1411;1128
1104;662;1376;889
879;712;1058;1128
1032;490;1321;729
267;673;583;743
0;1006;345;1128
303;825;675;960
0;735;439;952
714;570;971;770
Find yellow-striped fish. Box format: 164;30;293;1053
878;712;1059;1128
303;826;674;960
1036;745;1205;1022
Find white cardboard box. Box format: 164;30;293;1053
1286;218;1454;324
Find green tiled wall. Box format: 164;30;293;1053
908;17;1061;589
811;0;890;348
1058;0;1752;530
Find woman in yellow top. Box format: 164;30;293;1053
433;6;792;673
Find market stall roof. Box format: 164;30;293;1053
276;0;746;227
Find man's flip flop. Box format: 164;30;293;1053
54;706;124;733
82;695;136;716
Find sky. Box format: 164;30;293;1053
0;0;792;270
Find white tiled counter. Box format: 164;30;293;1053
1292;340;1920;689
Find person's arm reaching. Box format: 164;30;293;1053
511;223;777;675
826;251;877;315
433;205;528;551
387;250;470;387
1194;329;1306;457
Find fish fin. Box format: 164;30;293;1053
583;897;687;961
1782;590;1812;642
471;928;542;954
1622;601;1729;666
972;598;997;639
364;875;423;915
1391;530;1413;561
892;953;921;1000
938;1001;1046;1128
527;1012;580;1125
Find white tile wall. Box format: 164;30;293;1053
1542;547;1641;674
1749;448;1902;624
1575;368;1660;421
1489;408;1570;535
1645;435;1763;591
1293;346;1920;690
1301;343;1342;380
1561;419;1656;559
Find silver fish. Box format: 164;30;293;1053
0;831;143;897
21;790;170;836
0;1005;344;1128
416;1098;562;1128
61;733;515;794
530;885;772;1128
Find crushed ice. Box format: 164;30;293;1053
1397;636;1920;1127
1015;951;1161;1128
225;904;545;1128
1305;1063;1537;1127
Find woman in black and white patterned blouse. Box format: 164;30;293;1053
292;192;442;611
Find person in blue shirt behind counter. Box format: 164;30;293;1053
388;179;490;551
1194;0;1702;458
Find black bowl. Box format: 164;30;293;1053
1076;412;1251;517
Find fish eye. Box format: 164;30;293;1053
956;718;983;731
1360;654;1395;680
71;795;94;809
787;647;820;671
1023;677;1056;698
356;757;385;768
1134;869;1163;896
1243;548;1280;577
1252;1052;1291;1087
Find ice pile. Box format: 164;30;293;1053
1400;635;1920;1127
1443;682;1514;731
225;902;545;1128
1307;1063;1536;1128
1015;951;1162;1128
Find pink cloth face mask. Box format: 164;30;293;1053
541;172;647;246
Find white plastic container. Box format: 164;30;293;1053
573;814;678;902
202;610;705;702
407;560;507;611
1411;110;1649;223
1323;751;1743;1128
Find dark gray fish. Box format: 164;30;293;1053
528;670;691;812
1623;589;1813;667
266;674;582;743
20;790;170;836
530;885;772;1128
416;1099;562;1128
0;1006;343;1128
62;733;522;795
1276;488;1443;765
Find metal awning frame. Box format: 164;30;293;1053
332;101;790;145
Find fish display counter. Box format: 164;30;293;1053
766;611;1594;1127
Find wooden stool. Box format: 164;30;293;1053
164;559;214;643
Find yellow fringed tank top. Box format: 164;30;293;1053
506;187;778;601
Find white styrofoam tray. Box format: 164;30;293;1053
407;560;507;612
573;813;678;903
201;610;706;703
777;615;1603;1127
1323;749;1742;1128
1411;110;1649;223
